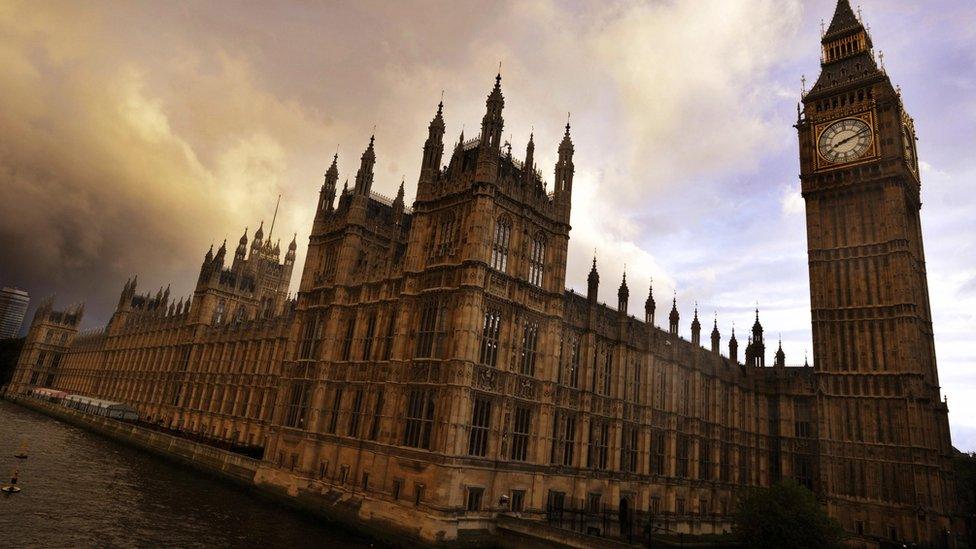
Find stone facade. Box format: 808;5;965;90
7;2;960;546
796;0;956;544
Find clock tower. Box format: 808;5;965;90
797;0;956;544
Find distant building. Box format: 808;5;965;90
0;287;29;338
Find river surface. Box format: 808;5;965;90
0;400;378;548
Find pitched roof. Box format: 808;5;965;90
823;0;862;42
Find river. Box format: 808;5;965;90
0;400;378;548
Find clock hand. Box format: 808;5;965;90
833;129;869;149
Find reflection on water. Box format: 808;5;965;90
0;401;376;548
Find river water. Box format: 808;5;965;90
0;400;377;548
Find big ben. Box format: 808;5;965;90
797;0;958;544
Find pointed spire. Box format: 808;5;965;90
253;221;264;248
617;269;629;314
420;99;446;188
669;292;680;336
354;135;376;196
587;253;600;303
729;321;739;363
710;312;721;353
321;152;339;213
823;0;862;42
775;335;786;368
393;178;406;224
555;113;575;202
523;131;535;184
690;302;701;345
752;307;763;337
479;71;505;151
644;278;656;325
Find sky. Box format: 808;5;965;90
1;1;974;446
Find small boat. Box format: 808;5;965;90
13;440;27;459
0;485;20;494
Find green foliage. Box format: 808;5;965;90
732;480;845;549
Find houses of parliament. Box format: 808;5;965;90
8;2;961;546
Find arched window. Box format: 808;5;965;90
212;299;226;325
529;233;546;287
490;217;511;272
437;214;456;257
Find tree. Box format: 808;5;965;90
733;480;845;549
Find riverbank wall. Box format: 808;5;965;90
8;395;261;485
8;395;611;548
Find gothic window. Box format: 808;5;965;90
510;490;525;513
794;398;813;438
347;388;364;438
701;378;710;420
403;388;435;449
632;358;641;403
341;317;356;361
297;314;321;360
739;446;750;484
794;454;813;490
651;430;666;475
284;381;310;429
468;397;491;457
655;370;666;409
681;377;691;416
465;487;483;512
212;299;226;326
588;421;609;470
368;389;384;441
560;332;581;388
490;217;511;272
601;350;613;396
479;309;502;367
325;245;338;280
415;298;446;359
721;442;732;482
510;405;531;461
382;308;397;361
621;423;638;473
326;386;343;434
434;213;457;257
676;434;690;478
699;440;712;480
362;312;377;361
528;233;546;287
550;412;576;466
519;321;539;376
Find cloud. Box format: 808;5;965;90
3;0;976;449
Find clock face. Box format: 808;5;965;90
818;118;872;164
